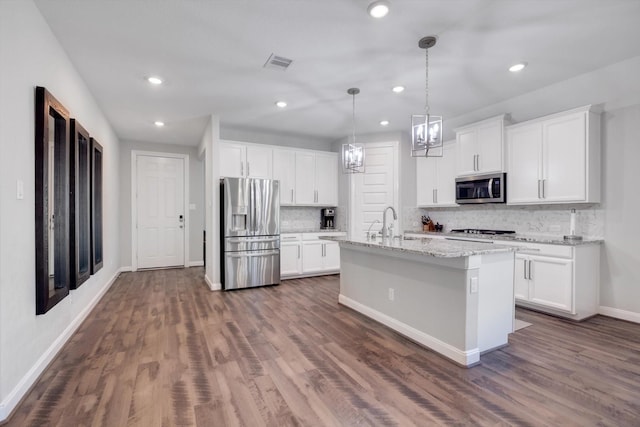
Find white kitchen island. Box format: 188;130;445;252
332;236;516;367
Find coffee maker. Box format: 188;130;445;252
320;208;336;230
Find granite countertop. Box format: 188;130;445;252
281;228;346;234
404;230;603;246
321;236;516;258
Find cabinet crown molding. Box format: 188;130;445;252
453;113;511;133
506;104;601;130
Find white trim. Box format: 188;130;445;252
599;306;640;324
188;260;204;267
120;266;133;272
0;268;122;423
131;151;190;271
204;274;222;291
338;294;480;367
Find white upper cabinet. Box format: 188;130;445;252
219;141;272;179
315;152;338;206
273;148;296;205
455;115;508;176
506;105;601;205
220;141;338;206
294;151;338;206
416;141;457;207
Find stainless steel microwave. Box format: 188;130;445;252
455;173;506;204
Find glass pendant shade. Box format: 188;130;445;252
411;114;443;157
342;143;365;173
342;87;365;173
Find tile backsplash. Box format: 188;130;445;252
404;204;604;238
280;206;328;231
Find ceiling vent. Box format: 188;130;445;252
263;53;293;71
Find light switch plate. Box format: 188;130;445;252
470;277;478;293
16;180;24;200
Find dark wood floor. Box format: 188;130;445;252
5;268;640;426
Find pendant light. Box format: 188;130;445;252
342;88;365;173
411;36;443;157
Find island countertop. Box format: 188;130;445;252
322;235;517;258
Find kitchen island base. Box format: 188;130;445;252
338;243;515;367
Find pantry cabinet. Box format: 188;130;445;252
506;105;601;204
219;141;272;179
455;115;508;176
416;141;457;207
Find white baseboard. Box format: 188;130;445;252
599;306;640;324
204;274;221;291
0;267;123;423
338;294;479;367
120;265;132;272
188;260;204;267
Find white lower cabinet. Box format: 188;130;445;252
497;239;600;320
514;253;573;313
281;232;345;279
280;234;302;277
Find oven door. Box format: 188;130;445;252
455;173;506;204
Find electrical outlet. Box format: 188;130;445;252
388;288;395;301
412;221;418;227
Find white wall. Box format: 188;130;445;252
118;140;204;268
0;0;121;420
199;115;222;290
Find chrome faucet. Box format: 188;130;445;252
366;220;381;240
382;206;397;239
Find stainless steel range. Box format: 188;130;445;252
450;229;516;235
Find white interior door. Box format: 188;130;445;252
351;143;397;238
136;155;186;269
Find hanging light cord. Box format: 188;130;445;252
424;46;430;116
352;92;357;144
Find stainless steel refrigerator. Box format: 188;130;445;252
220;177;280;290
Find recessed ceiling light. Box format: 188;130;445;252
154;121;165;127
275;101;287;108
367;1;389;18
147;76;163;85
380;120;390;126
509;62;527;72
392;86;405;93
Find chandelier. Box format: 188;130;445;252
411;36;443;157
342;88;365;173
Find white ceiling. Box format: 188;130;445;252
34;0;640;146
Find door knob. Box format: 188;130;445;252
179;214;184;223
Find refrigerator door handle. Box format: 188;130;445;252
227;237;279;244
226;250;280;258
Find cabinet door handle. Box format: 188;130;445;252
523;259;528;280
541;179;546;199
240;162;244;176
432;189;436;203
528;260;533;280
297;245;300;259
538;179;542;199
291;189;294;203
247;162;250;176
476;155;479;171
